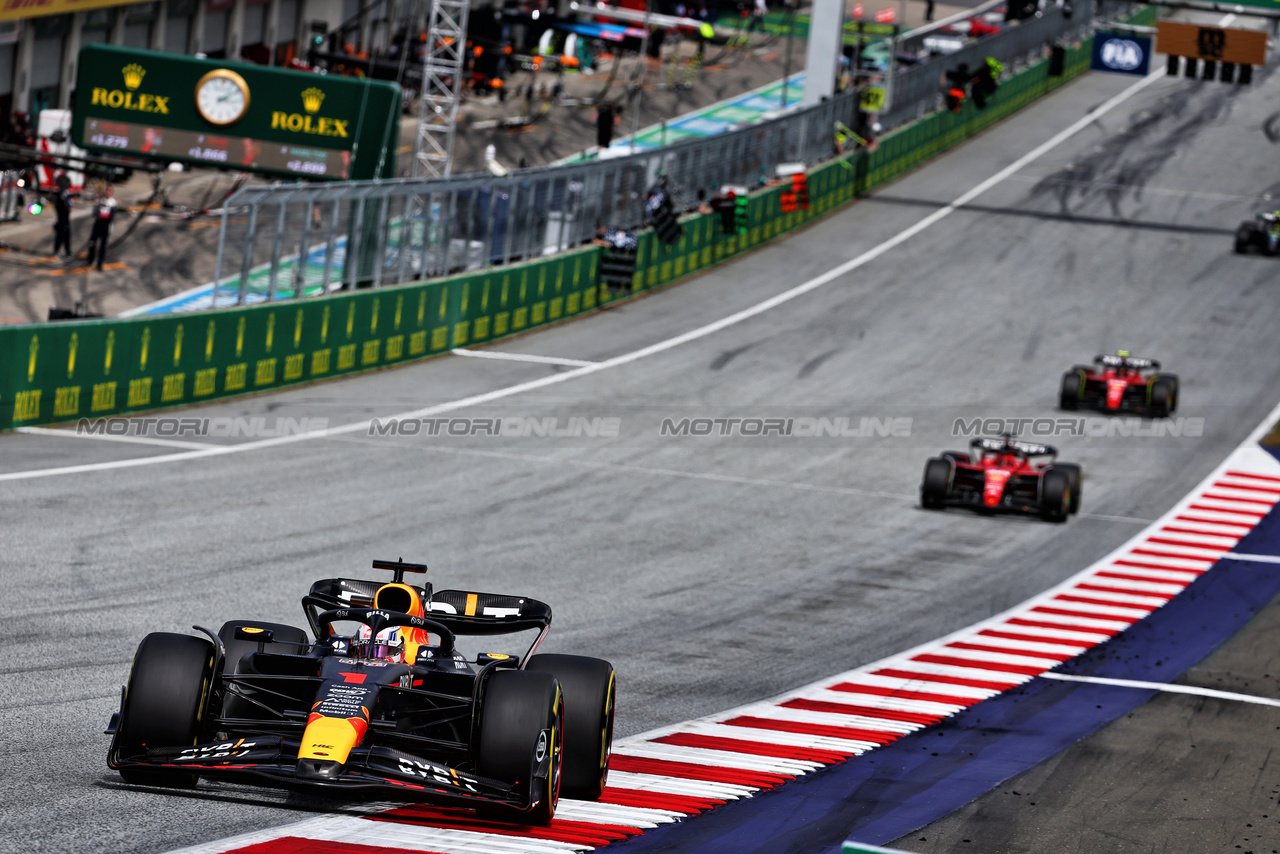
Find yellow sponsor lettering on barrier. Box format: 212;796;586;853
337;344;356;370
584;287;596;309
14;389;41;421
385;335;404;360
91;382;117;412
127;377;152;407
225;363;247;391
531;302;546;325
549;297;563;320
255;358;277;386
567;293;580;314
361;340;380;366
194;368;216;396
161;373;185;402
431;327;447;350
284;353;304;380
452;322;468;347
494;312;509;336
409;331;427;356
513;308;528;330
54;386;80;417
311;349;331;375
473;317;490;340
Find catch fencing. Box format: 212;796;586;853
210;1;1132;307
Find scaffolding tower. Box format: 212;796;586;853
415;0;471;178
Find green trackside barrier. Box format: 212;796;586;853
0;245;599;430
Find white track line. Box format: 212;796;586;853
2;69;1169;484
1040;672;1280;707
451;348;599;368
1219;552;1280;565
15;425;213;451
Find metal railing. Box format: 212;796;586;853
210;2;1130;307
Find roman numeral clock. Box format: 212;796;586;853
195;69;250;126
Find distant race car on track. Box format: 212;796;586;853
1234;210;1280;256
921;435;1081;522
1059;351;1178;416
107;559;616;825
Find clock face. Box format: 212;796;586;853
195;70;250;126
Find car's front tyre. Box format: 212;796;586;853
113;632;215;788
477;670;564;825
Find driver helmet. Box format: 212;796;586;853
355;625;405;662
365;582;432;664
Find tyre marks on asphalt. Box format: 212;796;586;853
169;454;1280;854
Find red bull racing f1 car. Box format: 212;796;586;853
1059;352;1178;416
921;435;1081;522
106;559;616;825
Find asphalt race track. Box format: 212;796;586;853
4;60;1280;854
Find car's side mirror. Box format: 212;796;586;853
234;626;274;643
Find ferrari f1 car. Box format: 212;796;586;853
1059;352;1178;416
921;435;1081;522
1234;211;1280;256
106;559;616;825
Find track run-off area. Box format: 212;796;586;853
4;40;1280;854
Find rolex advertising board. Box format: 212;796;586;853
72;45;401;181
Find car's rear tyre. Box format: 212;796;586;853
921;458;951;510
217;620;310;719
1059;370;1082;410
1149;378;1176;418
1235;222;1255;254
115;632;215;788
1051;463;1082;514
526;654;615;801
477;670;563;825
1039;469;1071;523
940;451;970;464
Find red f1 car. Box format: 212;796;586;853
107;559;615;825
921;435;1081;522
1059;352;1178;416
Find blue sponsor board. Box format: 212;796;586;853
1091;32;1152;76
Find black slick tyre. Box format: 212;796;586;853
526;654;616;801
1149;378;1176;418
1059;370;1082;410
940;451;970;464
1235;222;1254;254
477;670;564;825
1039;469;1071;523
921;458;951;510
114;632;215;788
1051;464;1082;514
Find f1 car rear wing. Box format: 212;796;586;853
970;436;1057;457
1095;354;1159;370
302;578;553;640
